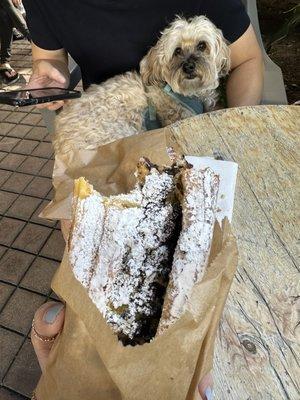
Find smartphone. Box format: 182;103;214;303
0;87;81;107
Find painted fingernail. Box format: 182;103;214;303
43;303;64;324
204;387;213;400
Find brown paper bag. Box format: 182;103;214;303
37;128;238;399
40;128;181;221
36;220;237;400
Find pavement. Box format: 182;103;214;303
0;39;65;399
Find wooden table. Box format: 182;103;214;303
167;105;299;399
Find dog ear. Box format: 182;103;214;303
215;31;231;77
140;43;164;86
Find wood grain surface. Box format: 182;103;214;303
168;105;300;400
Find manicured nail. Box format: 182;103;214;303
205;387;213;400
43;303;64;324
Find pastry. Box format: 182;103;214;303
68;155;219;344
158;167;219;334
69;158;187;344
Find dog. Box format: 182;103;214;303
54;16;230;154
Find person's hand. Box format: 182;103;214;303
26;59;70;111
31;302;213;399
33;221;214;399
31;302;65;374
12;0;21;6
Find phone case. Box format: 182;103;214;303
0;88;81;107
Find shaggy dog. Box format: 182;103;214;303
54;16;230;154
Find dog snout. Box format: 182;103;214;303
182;60;196;74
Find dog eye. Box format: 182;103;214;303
197;41;207;51
174;47;182;56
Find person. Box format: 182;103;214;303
23;0;263;110
24;1;263;399
13;1;27;40
0;0;30;84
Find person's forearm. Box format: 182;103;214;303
31;42;69;80
226;56;264;107
31;42;68;65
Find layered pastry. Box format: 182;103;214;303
68;155;219;345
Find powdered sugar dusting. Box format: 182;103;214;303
69;193;105;288
158;167;219;333
69;169;179;343
69;162;219;343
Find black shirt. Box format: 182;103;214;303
23;0;250;88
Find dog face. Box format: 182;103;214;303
140;16;231;96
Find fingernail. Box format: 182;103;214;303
204;387;213;400
43;303;64;324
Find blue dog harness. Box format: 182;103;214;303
143;84;204;131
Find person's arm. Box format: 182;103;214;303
26;42;70;110
227;24;264;107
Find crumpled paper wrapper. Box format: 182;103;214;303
36;128;238;400
40;129;181;221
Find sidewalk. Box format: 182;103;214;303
0;40;65;399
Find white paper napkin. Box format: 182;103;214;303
185;156;238;223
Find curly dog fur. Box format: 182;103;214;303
54;16;230;154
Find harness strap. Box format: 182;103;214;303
142;102;162;131
163;84;204;115
142;84;204;131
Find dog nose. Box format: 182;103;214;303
182;60;196;74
